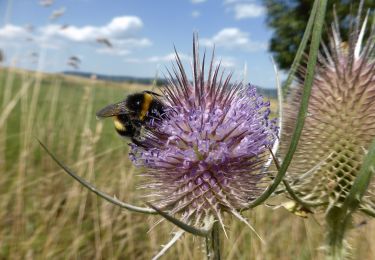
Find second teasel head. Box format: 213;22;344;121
279;12;375;214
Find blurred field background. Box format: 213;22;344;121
0;67;374;259
1;0;374;258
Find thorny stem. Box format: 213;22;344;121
282;0;318;96
205;222;221;260
148;203;210;237
325;207;350;260
269;148;324;208
247;0;328;210
38;139;157;215
361;207;375;217
324;137;375;259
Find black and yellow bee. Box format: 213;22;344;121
96;91;165;146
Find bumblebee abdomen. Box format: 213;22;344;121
113;115;137;137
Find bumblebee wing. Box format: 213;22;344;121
96;101;130;119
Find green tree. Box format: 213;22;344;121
263;0;374;70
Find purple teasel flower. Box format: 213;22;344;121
130;37;278;231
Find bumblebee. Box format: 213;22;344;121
96;91;165;146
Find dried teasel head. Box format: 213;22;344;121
279;11;375;214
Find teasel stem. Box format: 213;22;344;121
325;207;349;260
324;138;375;260
341;138;375;217
269;148;325;208
282;0;318;96
247;0;327;209
361;207;375;217
205;221;221;260
37;139;157;215
147;203;210;237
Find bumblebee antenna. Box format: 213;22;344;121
143;90;163;97
150;69;160;93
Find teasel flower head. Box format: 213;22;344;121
130;37;278;229
279;12;375;214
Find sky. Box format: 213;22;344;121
0;0;283;88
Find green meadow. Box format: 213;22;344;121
0;68;373;259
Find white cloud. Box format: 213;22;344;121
223;0;240;4
96;48;131;56
201;28;266;51
39;0;54;7
0;24;30;39
0;16;151;57
0;24;62;50
38;16;151;55
125;53;190;64
192;10;200;18
148;53;177;63
233;3;265;19
95;38;152;57
224;1;265;19
113;38;152;48
191;0;207;3
215;56;237;68
40;16;144;42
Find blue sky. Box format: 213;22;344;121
0;0;283;88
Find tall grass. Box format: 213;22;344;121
0;68;373;259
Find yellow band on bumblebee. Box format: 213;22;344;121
140;93;153;120
113;117;126;131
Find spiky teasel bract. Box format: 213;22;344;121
279;12;375;215
130;37;278;230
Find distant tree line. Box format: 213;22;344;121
63;71;278;98
63;71;167;86
263;0;375;70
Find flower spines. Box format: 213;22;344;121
280;13;375;211
132;39;277;226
